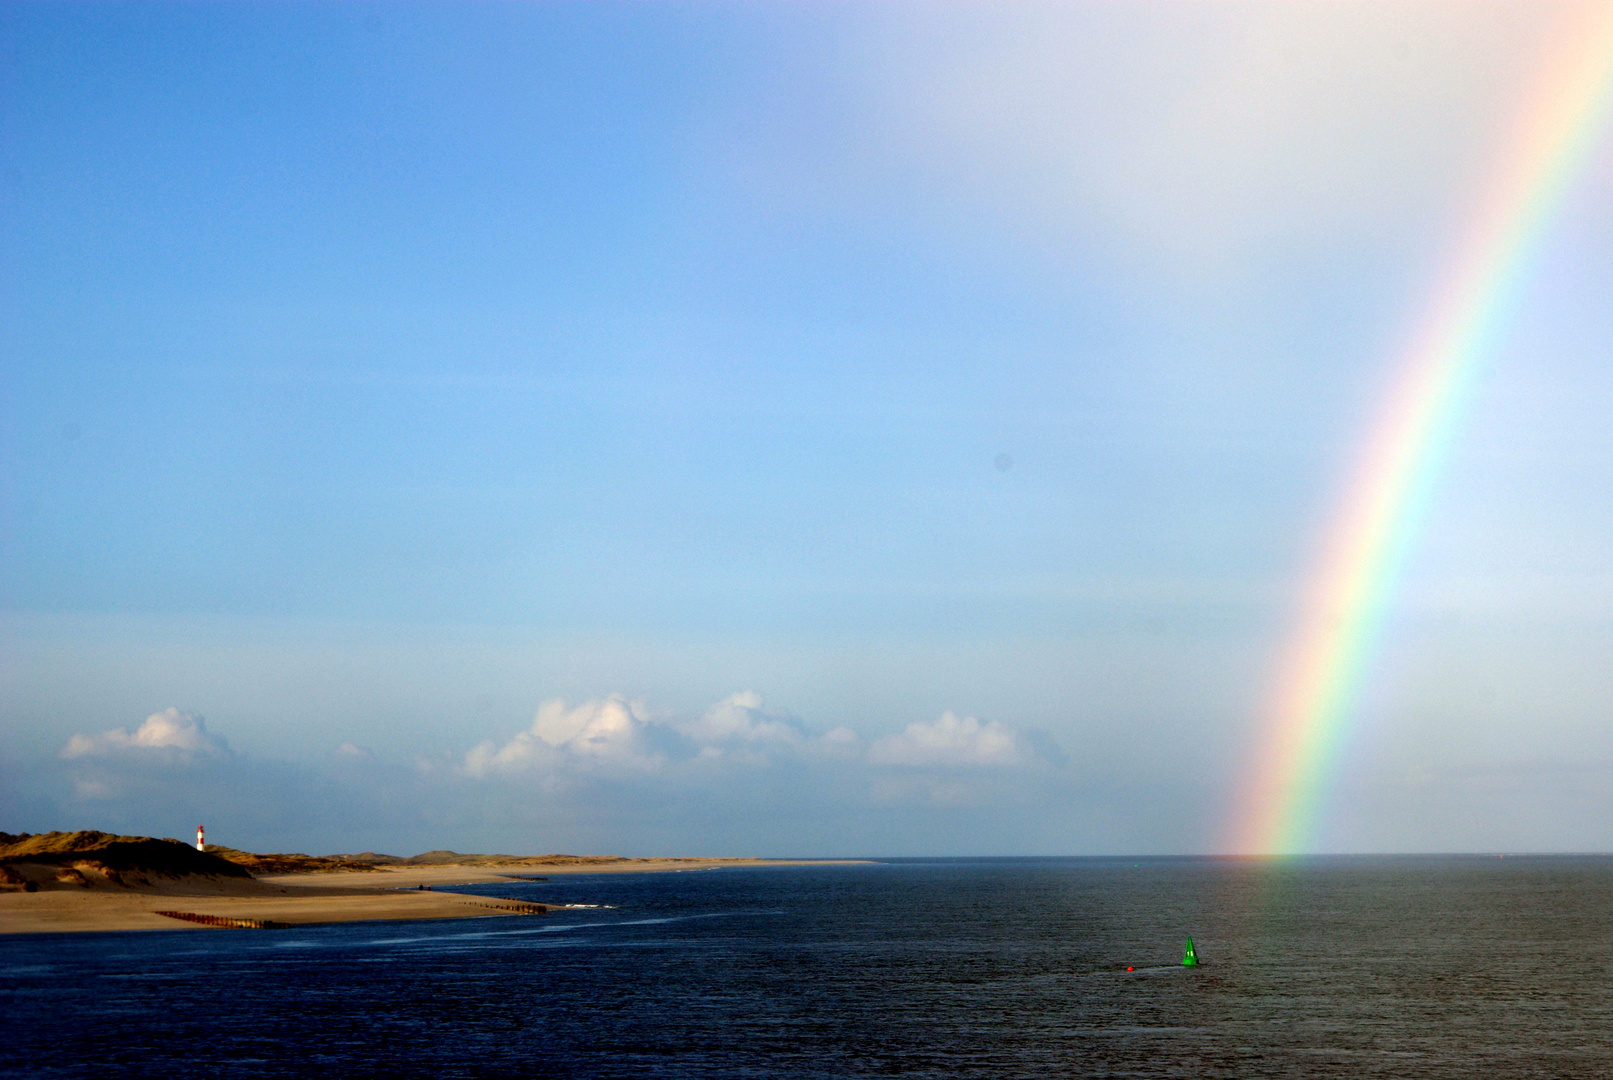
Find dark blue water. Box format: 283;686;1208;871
4;856;1611;1077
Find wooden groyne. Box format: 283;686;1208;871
155;910;291;929
477;901;548;915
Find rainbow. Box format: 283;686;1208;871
1235;7;1613;855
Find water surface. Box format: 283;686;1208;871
3;856;1610;1077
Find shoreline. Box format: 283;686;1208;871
0;859;871;935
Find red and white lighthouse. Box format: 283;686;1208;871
196;825;205;852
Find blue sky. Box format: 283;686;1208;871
3;2;1611;856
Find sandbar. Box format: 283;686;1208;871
0;858;866;935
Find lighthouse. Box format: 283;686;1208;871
196;825;205;852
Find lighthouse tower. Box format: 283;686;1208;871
196;825;205;852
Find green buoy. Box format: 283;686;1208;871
1182;936;1199;967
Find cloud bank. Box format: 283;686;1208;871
23;694;1087;856
460;692;1048;781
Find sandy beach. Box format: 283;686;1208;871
0;857;865;935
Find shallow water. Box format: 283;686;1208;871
3;856;1611;1077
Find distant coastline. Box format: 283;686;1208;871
0;831;870;935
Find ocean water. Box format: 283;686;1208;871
3;856;1611;1078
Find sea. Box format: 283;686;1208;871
3;856;1611;1078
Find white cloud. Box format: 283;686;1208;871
61;708;229;760
463;695;665;777
677;691;805;749
868;711;1024;768
464;692;865;776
